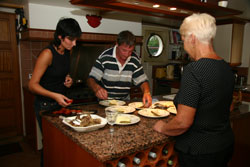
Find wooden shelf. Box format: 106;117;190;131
70;0;243;21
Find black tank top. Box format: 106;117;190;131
37;44;70;102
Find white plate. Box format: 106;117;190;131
105;106;136;114
115;114;140;125
162;94;176;100
128;102;144;109
62;114;107;132
99;100;126;107
138;109;170;118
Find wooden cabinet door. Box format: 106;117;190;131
0;12;23;138
213;23;244;66
213;24;233;63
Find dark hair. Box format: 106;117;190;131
52;18;82;48
117;30;136;46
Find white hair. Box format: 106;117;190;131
179;13;216;44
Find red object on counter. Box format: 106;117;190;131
52;108;81;115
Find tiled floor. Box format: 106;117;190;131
0;138;40;167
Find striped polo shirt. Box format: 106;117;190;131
88;45;148;100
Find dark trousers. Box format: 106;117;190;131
34;97;60;167
177;144;234;167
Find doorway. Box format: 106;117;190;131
0;11;23;139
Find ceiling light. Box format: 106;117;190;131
170;7;177;11
153;4;160;8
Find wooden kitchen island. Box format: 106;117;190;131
42;100;250;167
42;102;177;167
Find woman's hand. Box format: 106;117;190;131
53;93;72;107
64;74;73;88
153;120;167;134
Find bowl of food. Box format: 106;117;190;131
62;114;107;132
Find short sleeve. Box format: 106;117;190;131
131;55;148;86
88;57;104;81
175;64;200;109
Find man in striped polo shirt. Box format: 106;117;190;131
87;30;152;107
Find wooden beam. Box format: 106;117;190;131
0;3;23;9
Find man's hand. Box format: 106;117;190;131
143;92;152;108
95;86;108;100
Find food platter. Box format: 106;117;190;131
138;109;170;118
151;101;175;108
128;102;144;109
151;101;177;114
166;106;177;114
105;106;136;114
115;114;140;125
99;100;126;107
62;114;107;132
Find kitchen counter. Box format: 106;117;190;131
41;98;250;167
42;102;176;167
42;104;173;162
230;101;250;119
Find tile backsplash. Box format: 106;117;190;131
19;41;49;86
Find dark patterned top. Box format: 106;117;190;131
174;58;234;155
37;44;70;102
88;46;148;100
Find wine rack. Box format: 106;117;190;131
104;141;178;167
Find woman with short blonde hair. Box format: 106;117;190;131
154;13;234;167
180;13;216;44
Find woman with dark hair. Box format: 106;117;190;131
29;17;81;166
29;17;81;130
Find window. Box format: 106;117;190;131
146;34;164;57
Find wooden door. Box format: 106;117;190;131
0;11;23;139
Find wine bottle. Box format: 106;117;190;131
162;148;168;155
133;156;141;164
168;159;173;166
117;161;126;167
148;151;157;159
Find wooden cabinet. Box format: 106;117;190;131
0;11;23;139
230;109;250;167
213;23;245;66
130;87;143;100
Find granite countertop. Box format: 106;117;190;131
230;101;250;120
42;102;175;163
42;97;250;163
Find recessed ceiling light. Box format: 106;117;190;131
134;1;139;5
170;7;177;11
153;4;160;8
